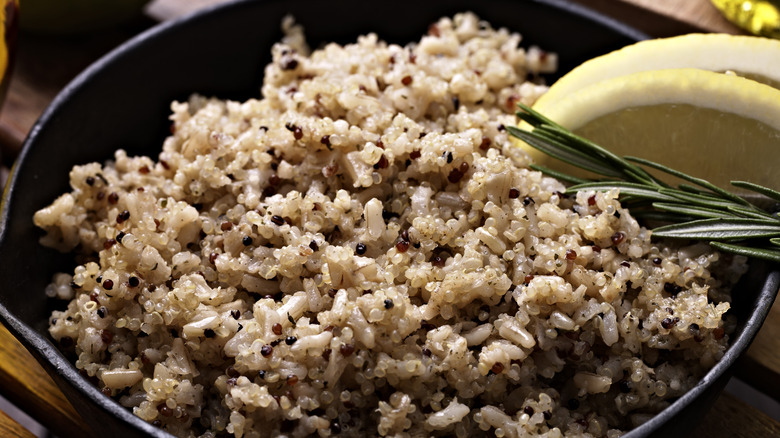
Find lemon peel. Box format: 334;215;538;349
534;33;780;110
535;68;780;131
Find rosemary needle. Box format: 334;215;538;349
511;103;780;263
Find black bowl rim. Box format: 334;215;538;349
2;1;776;437
636;265;780;435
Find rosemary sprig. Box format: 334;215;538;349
509;103;780;263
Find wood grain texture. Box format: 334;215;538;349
0;408;36;438
0;324;92;437
735;296;780;400
0;17;156;168
623;0;746;34
569;0;708;36
693;392;780;437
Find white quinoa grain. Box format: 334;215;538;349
35;13;744;438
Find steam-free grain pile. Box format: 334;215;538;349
34;13;744;438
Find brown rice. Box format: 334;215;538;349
34;13;744;438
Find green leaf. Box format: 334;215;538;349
652;203;733;219
709;241;780;263
725;205;777;221
516;103;557;127
511;105;780;263
731;180;780;202
515;103;657;184
658;188;741;210
568;182;680;202
678;183;715;196
652;218;780;240
619;196;655;208
515;111;545;128
538;125;657;184
626;156;751;206
529;164;588;185
630;210;695;223
507;126;624;177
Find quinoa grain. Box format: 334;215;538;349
34;13;740;438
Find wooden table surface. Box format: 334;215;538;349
0;0;778;437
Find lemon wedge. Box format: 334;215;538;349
534;33;780;110
528;68;780;191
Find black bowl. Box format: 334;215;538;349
1;1;777;437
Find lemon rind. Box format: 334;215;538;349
535;33;780;110
535;68;780;133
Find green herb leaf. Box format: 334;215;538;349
731;181;780;202
629;210;695;223
567;182;679;202
709;242;780;263
657;188;743;210
725;205;776;221
652;218;780;240
626;156;750;206
651;203;733;219
529;164;588;185
511;104;780;263
507;126;623;177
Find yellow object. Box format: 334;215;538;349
0;2;8;83
528;68;780;191
533;33;780;109
710;0;780;38
0;0;17;106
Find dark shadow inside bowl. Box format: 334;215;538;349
6;1;772;437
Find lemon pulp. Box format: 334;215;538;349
526;68;780;193
574;104;780;190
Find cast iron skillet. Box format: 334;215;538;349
0;0;777;437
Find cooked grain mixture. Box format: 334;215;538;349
34;13;744;438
